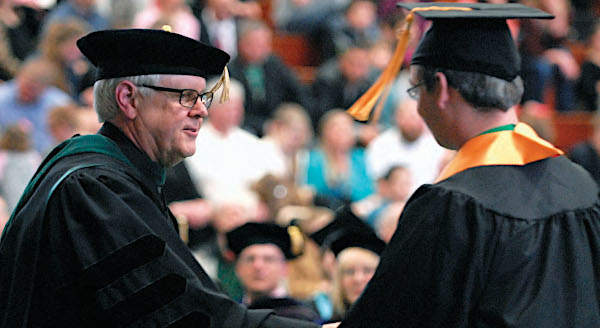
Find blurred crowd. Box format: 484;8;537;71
0;0;599;324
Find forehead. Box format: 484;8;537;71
239;244;284;258
160;74;207;90
338;247;379;265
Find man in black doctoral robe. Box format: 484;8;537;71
0;29;321;328
338;3;600;328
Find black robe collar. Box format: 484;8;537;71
99;122;166;186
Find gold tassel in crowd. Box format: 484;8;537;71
210;66;230;103
346;6;472;123
287;225;305;257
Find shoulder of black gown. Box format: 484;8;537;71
436;155;599;219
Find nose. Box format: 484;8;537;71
189;100;208;119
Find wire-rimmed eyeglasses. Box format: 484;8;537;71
138;84;213;109
406;82;425;101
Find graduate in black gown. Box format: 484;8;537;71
338;3;600;328
0;29;320;328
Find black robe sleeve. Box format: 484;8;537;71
1;163;319;328
339;185;493;327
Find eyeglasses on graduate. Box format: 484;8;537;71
137;84;214;109
406;82;425;100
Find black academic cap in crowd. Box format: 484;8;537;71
328;229;386;257
400;2;553;81
77;29;230;81
226;222;303;260
248;297;321;322
309;204;375;247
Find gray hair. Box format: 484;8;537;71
93;74;161;122
415;65;524;112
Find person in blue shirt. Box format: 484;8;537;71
0;57;73;154
304;109;374;210
42;0;110;33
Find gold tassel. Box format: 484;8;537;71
209;66;230;103
287;225;305;257
346;6;472;123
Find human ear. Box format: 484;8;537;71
115;81;139;120
434;72;450;110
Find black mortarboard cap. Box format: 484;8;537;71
309;205;375;247
77;29;230;81
400;2;553;81
226;222;302;260
328;230;386;257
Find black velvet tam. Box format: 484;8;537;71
328;230;386;257
77;29;230;81
309;204;374;247
226;222;298;260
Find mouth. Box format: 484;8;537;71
183;126;199;136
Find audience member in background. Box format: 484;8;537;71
46;103;80;145
0;58;72;154
366;98;445;193
271;0;348;65
275;205;335;303
229;19;309;136
251;174;314;224
196;0;240;59
272;0;348;35
39;19;90;98
185;77;269;221
568;113;600;186
133;0;200;40
260;103;314;182
518;101;557;144
192;200;256;302
311;45;376;130
228;222;321;323
74;66;96;106
96;0;147;28
569;0;596;42
304;110;374;210
75;105;101;134
375;68;412;131
576;22;600;112
163;158;216;252
191;0;262;22
0;0;45;81
0;123;41;215
320;0;380;62
519;0;579;112
374;201;404;243
42;0;109;33
293;204;375;323
327;229;385;322
352;165;412;229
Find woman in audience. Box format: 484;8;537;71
328;230;385;322
39;19;90;97
303;109;374;210
0;123;41;214
352;164;412;229
133;0;201;40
